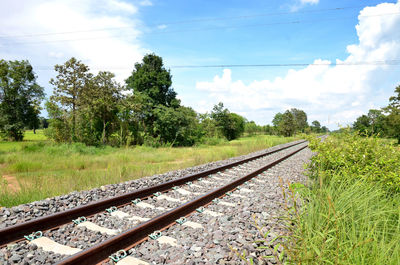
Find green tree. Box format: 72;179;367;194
272;112;283;128
385;85;400;143
262;124;274;135
153;105;202;146
49;57;92;141
321;126;329;133
198;113;220;138
0;60;44;140
126;53;179;108
115;94;144;146
45;100;70;142
26;103;42;134
84;71;122;144
279;110;296;137
221;113;245;140
290;108;308;132
311;120;322;133
353;109;387;137
245;121;258;135
40;117;49;129
367;109;387;135
125;54;180;136
211;102;245;140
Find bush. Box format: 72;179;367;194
307;130;400;193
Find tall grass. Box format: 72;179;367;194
233;132;400;264
279;132;400;264
281;179;400;265
0;132;299;207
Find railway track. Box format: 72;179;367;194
0;139;310;264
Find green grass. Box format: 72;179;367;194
23;129;47;141
0;130;299;207
278;133;400;265
0;129;47;152
280;179;400;265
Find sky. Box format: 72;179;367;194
1;0;400;130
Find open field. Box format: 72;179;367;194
0;130;299;207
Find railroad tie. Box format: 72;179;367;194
77;221;118;235
29;237;81;256
156;194;185;203
116;256;150;265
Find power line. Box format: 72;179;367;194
2;12;400;46
170;60;400;68
33;60;400;71
0;5;369;39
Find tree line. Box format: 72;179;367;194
0;54;327;146
353;85;400;143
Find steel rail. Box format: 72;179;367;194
0;139;306;246
57;143;308;265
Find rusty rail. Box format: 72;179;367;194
57;143;308;265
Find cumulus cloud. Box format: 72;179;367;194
0;0;147;82
195;1;400;129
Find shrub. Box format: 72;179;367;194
307;130;400;193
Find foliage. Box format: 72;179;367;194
80;71;122;145
272;112;283;127
153;105;203;146
245;120;268;136
126;53;179;108
353;85;400;143
44;100;71;143
310;120;321;132
353;109;387;136
279;110;296;137
0;60;44;141
198;113;221;139
48;58;122;146
290;108;308;132
49;57;92;141
272;109;322;136
278;132;400;264
385;85;400;143
211;102;245;140
2;54;308;148
308;130;400;193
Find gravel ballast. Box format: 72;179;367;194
0;140;311;264
123;148;313;265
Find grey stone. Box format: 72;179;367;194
190;246;201;252
9;254;22;262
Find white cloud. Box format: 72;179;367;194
300;0;319;4
290;0;319;11
195;1;400;129
48;51;64;58
139;0;153;6
0;0;147;83
157;24;167;30
106;0;138;14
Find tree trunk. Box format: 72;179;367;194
102;119;106;144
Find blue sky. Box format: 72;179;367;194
1;0;400;129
